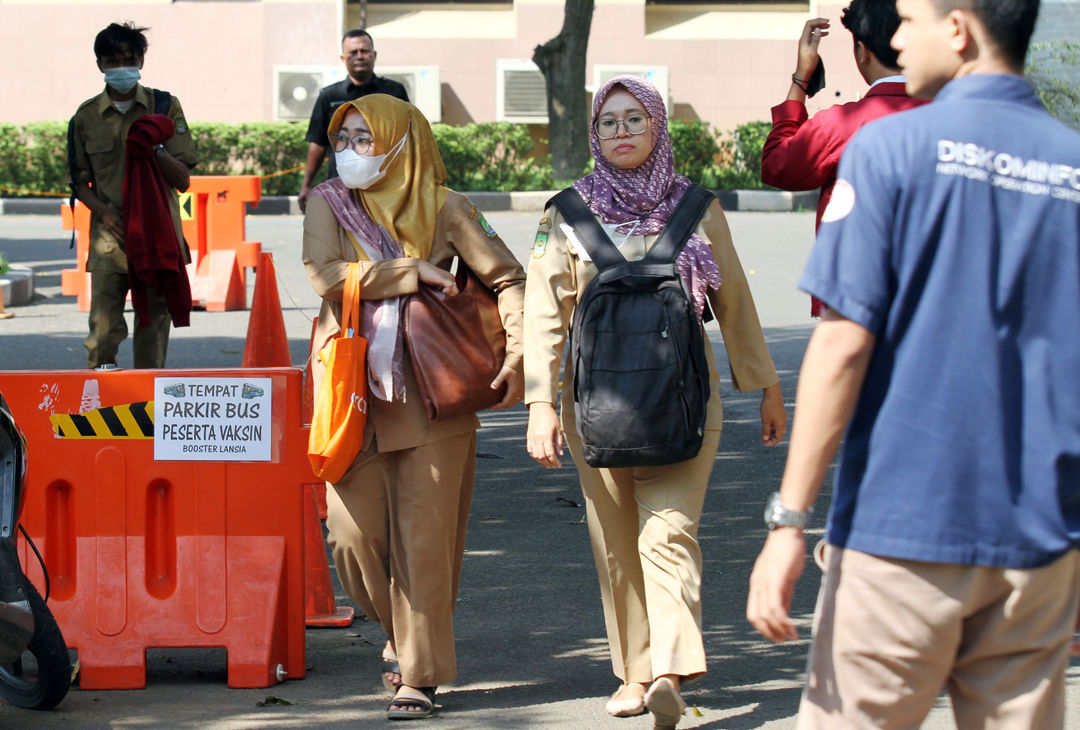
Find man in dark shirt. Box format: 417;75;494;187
299;29;409;212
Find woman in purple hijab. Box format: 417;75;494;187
524;76;787;728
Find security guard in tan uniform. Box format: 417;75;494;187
68;22;197;369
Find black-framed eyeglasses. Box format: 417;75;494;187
593;114;651;140
331;132;375;155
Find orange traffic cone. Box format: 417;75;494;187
302;317;329;520
304;483;355;627
302;316;318;424
242;252;291;367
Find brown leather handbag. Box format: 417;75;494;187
404;263;507;422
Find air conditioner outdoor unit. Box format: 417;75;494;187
273;66;343;122
592;65;671;111
496;59;548;124
379;66;442;123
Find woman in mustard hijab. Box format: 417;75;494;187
303;95;525;720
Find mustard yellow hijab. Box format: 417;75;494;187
326;94;450;260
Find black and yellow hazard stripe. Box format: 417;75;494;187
50;401;155;439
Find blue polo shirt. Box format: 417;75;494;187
802;74;1080;569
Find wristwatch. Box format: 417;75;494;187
764;491;812;530
154;144;167;159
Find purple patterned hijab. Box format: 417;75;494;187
572;75;721;319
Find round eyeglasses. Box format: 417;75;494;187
593;114;651;140
331;132;375;155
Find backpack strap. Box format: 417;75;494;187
644;185;716;264
548;189;626;271
152;88;172;115
65;114;80;248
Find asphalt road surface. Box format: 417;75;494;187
0;210;1076;728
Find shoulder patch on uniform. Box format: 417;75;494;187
531;229;549;259
530;217;552;259
476;212;498;238
174;117;188;135
821;179;855;223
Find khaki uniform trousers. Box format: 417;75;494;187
325;430;477;688
86;270;171;369
799;546;1080;730
567;429;721;684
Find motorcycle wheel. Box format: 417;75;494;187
0;575;71;710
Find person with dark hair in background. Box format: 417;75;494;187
761;0;925;317
298;30;409;212
68;22;197;368
748;0;1080;726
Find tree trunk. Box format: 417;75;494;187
532;0;595;179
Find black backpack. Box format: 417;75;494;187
550;185;715;468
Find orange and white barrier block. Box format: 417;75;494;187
0;367;310;689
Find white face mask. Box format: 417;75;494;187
103;66;141;95
335;125;408;190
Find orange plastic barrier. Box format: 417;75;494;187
59;176;262;313
60;199;93;311
0;367;309;689
182;175;263;312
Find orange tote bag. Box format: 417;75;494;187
308;263;368;483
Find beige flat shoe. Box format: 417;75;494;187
644;676;685;729
605;684;646;717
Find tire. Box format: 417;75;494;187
0;576;71;710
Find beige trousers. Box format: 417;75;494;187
799;546;1080;730
567;429;721;685
86;269;171;369
325;430;477;688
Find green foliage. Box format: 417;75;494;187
668;120;720;186
714;121;772;190
0;118;778;196
0;253;8;275
189;121;310;196
0;122;70;196
667;119;772;190
432;122;553;192
1026;41;1080;130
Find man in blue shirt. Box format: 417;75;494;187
747;0;1080;725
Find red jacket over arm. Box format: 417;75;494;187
760;81;925;316
762;82;925;227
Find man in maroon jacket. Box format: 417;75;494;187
762;0;924;316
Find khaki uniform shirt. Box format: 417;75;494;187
303;191;526;453
69;85;198;273
524;199;779;434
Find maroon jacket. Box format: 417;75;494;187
122;114;192;329
761;81;925;316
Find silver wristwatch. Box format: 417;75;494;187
154;143;167;159
764;491;812;530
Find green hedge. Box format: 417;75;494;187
668;119;772;190
0;119;772;197
0;122;72;197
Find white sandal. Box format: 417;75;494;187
644;677;685;729
605;684;646;717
